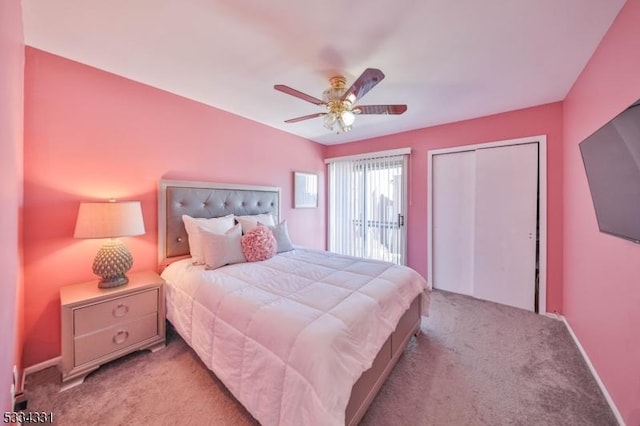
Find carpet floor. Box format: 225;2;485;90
24;290;617;425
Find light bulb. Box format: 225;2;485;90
337;116;352;133
341;110;356;126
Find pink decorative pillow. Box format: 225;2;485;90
241;225;277;262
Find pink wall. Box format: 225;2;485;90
0;0;24;412
325;102;564;313
563;1;640;423
23;48;326;366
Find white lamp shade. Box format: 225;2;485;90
74;201;145;239
341;110;356;126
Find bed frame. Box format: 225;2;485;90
157;179;421;425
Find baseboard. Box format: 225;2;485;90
560;316;625;426
543;311;561;320
22;356;62;391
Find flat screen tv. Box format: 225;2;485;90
579;98;640;244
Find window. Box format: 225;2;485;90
326;149;409;264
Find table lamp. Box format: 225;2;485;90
74;200;145;288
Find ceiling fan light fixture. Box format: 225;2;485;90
324;110;353;133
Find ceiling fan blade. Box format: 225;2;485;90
341;68;385;103
274;84;325;106
356;105;407;115
284;112;326;123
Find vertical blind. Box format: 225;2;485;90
327;150;409;265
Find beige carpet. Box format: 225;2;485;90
24;290;617;425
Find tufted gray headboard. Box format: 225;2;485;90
158;179;280;264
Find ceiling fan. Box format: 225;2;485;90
274;68;407;134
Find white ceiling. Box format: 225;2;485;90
21;0;625;145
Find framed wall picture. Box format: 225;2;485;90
294;172;318;208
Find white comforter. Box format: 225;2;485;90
161;248;429;425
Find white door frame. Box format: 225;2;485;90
427;135;548;314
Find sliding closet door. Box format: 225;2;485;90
432;150;476;295
430;141;539;311
473;143;538;310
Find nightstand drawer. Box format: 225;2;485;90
74;289;158;336
74;313;159;366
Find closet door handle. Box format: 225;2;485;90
398;213;405;227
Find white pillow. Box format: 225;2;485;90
200;224;246;270
182;214;235;264
260;220;294;253
235;213;275;234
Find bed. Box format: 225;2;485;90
157;179;430;425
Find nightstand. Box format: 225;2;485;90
60;270;166;390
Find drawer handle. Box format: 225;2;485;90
112;303;130;318
112;330;129;345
